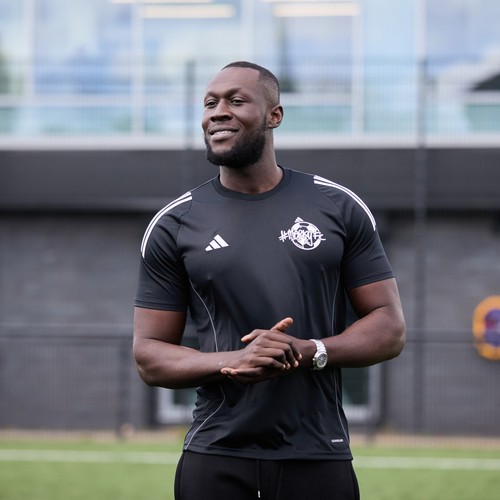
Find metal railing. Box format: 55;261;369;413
1;59;500;149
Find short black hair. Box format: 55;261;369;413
221;61;280;106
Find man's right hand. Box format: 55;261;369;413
220;317;303;383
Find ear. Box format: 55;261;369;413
268;104;284;129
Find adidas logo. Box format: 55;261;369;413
205;234;229;252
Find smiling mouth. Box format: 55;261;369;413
210;129;237;137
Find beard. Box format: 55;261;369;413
205;121;267;169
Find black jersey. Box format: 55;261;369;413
136;167;394;460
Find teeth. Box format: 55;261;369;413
213;130;234;136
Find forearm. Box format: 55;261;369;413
133;310;301;387
322;306;405;368
133;338;239;389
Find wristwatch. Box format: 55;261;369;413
310;339;328;370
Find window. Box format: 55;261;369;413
0;2;24;132
2;0;500;144
426;0;500;133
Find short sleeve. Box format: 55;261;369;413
341;197;394;289
135;216;189;311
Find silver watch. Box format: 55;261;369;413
310;339;328;370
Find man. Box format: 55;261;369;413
133;61;406;500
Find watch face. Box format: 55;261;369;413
315;352;328;369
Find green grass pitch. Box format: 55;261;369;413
1;435;499;500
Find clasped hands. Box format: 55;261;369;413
220;317;304;384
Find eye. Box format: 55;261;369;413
231;98;245;105
204;99;217;108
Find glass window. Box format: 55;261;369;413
142;0;244;91
363;0;418;134
0;2;26;70
8;106;131;136
2;0;500;141
0;2;25;133
142;0;244;134
426;0;500;133
252;1;358;138
427;0;500;61
34;0;132;95
10;0;134;136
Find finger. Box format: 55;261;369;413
239;337;296;368
271;318;302;363
261;342;299;369
226;366;293;384
269;318;301;365
271;317;302;367
270;317;293;332
277;341;301;367
240;330;260;343
241;317;293;343
242;333;301;367
221;367;268;381
288;341;302;363
221;351;288;375
221;367;239;378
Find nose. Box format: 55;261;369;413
210;100;231;121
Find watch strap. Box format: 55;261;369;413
309;338;327;370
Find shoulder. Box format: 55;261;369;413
308;172;377;232
140;178;214;257
289;168;363;203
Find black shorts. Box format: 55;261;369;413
175;451;360;500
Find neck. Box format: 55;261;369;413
219;161;283;194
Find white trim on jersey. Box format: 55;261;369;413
140;191;192;257
313;175;377;231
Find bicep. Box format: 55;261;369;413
347;278;403;318
133;306;187;345
347;278;406;362
133;307;202;388
133;307;226;388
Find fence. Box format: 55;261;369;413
1;57;500;148
0;330;136;434
0;325;498;438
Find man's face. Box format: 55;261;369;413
202;67;271;169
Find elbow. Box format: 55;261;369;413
133;342;160;387
134;356;157;387
135;362;157;387
133;342;186;389
388;317;406;360
135;358;174;388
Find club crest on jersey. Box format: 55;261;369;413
279;217;325;251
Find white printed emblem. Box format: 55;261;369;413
279;217;325;250
205;234;229;252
